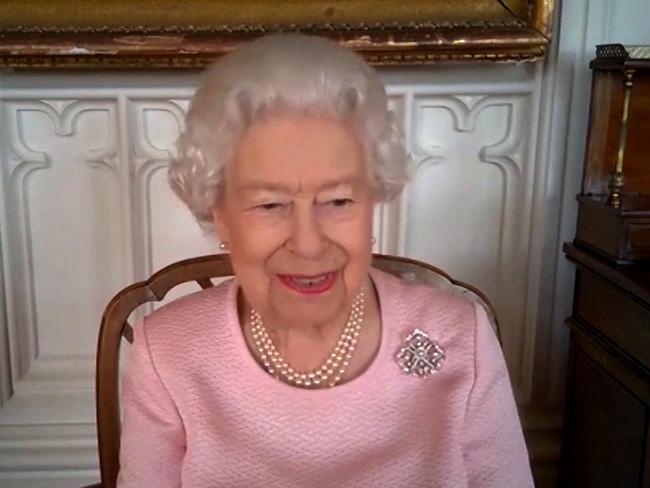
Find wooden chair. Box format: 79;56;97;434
86;253;499;488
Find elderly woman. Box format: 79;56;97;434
117;34;533;487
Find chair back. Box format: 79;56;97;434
93;253;498;487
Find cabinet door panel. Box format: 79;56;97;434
566;348;646;488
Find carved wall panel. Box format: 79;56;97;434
0;97;127;486
0;99;125;385
0;81;546;487
407;92;533;394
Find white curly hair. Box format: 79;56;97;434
169;33;410;225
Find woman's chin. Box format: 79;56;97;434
270;287;347;328
252;269;363;328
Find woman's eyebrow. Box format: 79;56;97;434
240;177;359;194
239;181;293;193
317;177;358;192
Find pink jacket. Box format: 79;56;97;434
117;268;533;487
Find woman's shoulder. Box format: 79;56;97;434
372;267;477;324
371;267;483;354
371;267;498;393
141;277;236;340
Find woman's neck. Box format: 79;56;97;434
238;278;382;383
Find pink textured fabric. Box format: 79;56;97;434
117;268;533;487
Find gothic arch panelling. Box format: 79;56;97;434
407;92;535;395
0;98;123;402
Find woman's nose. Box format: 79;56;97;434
287;203;326;259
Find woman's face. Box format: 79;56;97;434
212;112;375;329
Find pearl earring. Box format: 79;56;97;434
219;242;228;250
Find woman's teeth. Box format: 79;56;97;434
279;272;336;294
291;275;328;286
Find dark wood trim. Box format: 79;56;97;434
564;243;650;305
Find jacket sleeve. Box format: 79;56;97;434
462;303;534;487
116;317;186;488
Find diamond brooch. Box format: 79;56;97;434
396;328;445;377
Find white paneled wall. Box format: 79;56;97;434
0;81;540;487
404;82;539;396
1;2;649;486
0;66;551;488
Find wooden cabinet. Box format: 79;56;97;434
562;44;650;487
575;44;650;265
561;245;650;487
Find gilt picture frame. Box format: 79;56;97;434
0;0;555;68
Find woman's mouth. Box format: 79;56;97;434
277;271;337;295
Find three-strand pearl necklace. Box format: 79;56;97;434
249;288;365;388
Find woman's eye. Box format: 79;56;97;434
329;198;353;207
257;202;286;211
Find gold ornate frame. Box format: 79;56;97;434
0;0;554;68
